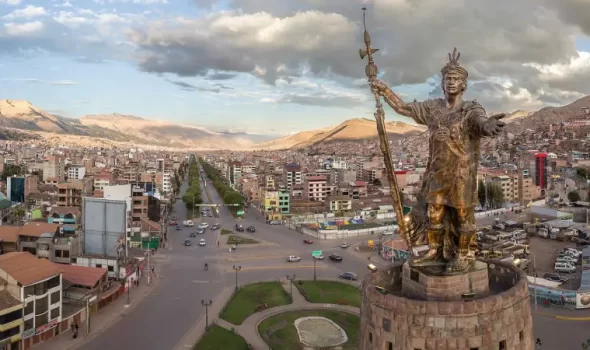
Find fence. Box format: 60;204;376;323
300;225;398;240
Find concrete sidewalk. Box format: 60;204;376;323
34;256;166;350
532;302;590;320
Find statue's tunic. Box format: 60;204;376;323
409;98;487;209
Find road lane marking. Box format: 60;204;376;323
225;265;328;272
225;254;298;261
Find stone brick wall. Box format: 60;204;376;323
359;261;533;350
401;261;490;301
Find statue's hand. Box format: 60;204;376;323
482;113;506;136
370;79;391;97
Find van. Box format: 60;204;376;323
556;256;576;264
554;262;576;273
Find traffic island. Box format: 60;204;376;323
227;235;259;245
193;324;249;350
220;228;233;235
220;282;291;325
258;309;360;350
295;280;361;307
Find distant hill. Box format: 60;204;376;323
254;118;427;150
0;100;259;150
507;95;590;132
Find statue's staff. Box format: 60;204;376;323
359;7;411;249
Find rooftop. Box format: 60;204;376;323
0;290;21;310
0;252;60;286
58;264;106;288
19;222;59;237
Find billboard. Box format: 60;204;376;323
8;177;25;203
83;198;127;257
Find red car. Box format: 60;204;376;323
303;239;313;244
168;221;177;226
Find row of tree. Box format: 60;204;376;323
477;180;505;210
181;159;203;214
198;158;243;214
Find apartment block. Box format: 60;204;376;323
66;165;86;180
283;163;302;189
43;156;65;182
305;175;330;202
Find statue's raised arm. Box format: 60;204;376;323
371;80;413;118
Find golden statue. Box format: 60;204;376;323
360;8;505;273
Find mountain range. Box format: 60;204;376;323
0;96;588;150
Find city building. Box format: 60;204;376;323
0;252;63;349
43;156;65;182
305;175;329;202
66;165;86;180
328;195;353;211
93;173;112;191
283;163;302;190
535;153;548;190
57;180;92;207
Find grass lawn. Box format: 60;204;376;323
258;310;360;350
220;228;233;235
193;324;249;350
227;235;259;245
220;282;291;325
295;280;361;307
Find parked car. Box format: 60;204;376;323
184;239;192;246
199;239;206;247
340;242;349;248
269;220;282;225
329;254;343;262
211;223;220;230
314;255;324;260
196;228;205;234
303;239;314;244
199;222;209;229
235;225;244;232
339;272;357;281
176;226;182;231
286;256;301;262
543;273;567;283
247;226;256;232
189;232;196;238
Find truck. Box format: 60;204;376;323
183;220;194;227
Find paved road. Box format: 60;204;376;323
81;180;224;350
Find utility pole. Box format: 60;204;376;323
147;238;151;285
313;257;317;281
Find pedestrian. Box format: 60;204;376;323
75;322;79;333
70;323;75;333
217;241;219;247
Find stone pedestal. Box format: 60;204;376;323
402;261;490;301
359;261;534;350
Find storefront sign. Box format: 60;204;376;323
577;292;590;309
21;328;35;339
35;318;58;334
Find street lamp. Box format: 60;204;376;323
233;265;241;291
286;274;296;298
126;278;131;306
313;255;317;281
201;299;212;330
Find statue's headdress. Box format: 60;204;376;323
441;48;468;79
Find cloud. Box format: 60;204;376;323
4;78;78;85
3;6;47;20
4;21;44;36
205;71;237;80
166;79;223;93
94;0;168;4
0;0;21;5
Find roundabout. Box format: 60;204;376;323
192;279;361;349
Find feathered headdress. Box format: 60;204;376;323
441;48;468;79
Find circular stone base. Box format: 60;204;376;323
294;316;348;347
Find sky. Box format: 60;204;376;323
0;0;589;136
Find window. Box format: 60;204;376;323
369;332;372;343
388;342;393;350
519;331;524;341
35;295;48;314
96;264;102;268
470;348;479;350
382;318;391;332
35;313;48;328
51;291;60;305
108;265;114;272
47;276;60;289
23;319;33;331
0;325;20;340
62;250;70;258
499;340;506;350
24;286;34;297
34;282;48;296
24;301;33;315
0;309;22;324
50;307;59;320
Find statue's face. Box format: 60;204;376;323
443;71;466;96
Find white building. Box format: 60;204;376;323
163;171;172;193
67;165;86;180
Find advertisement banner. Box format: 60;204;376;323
577;292;590;309
529;285;576;307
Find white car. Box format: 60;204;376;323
314;255;324;260
199;239;206;246
341;242;350;248
286;256;301;262
198;223;209;229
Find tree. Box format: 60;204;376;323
1;164;20;182
372;178;382;186
478;181;504;209
567;190;581;203
576;167;589;179
477;180;487;208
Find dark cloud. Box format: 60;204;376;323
205;72;237;80
276;93;365;108
166;79;221;93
